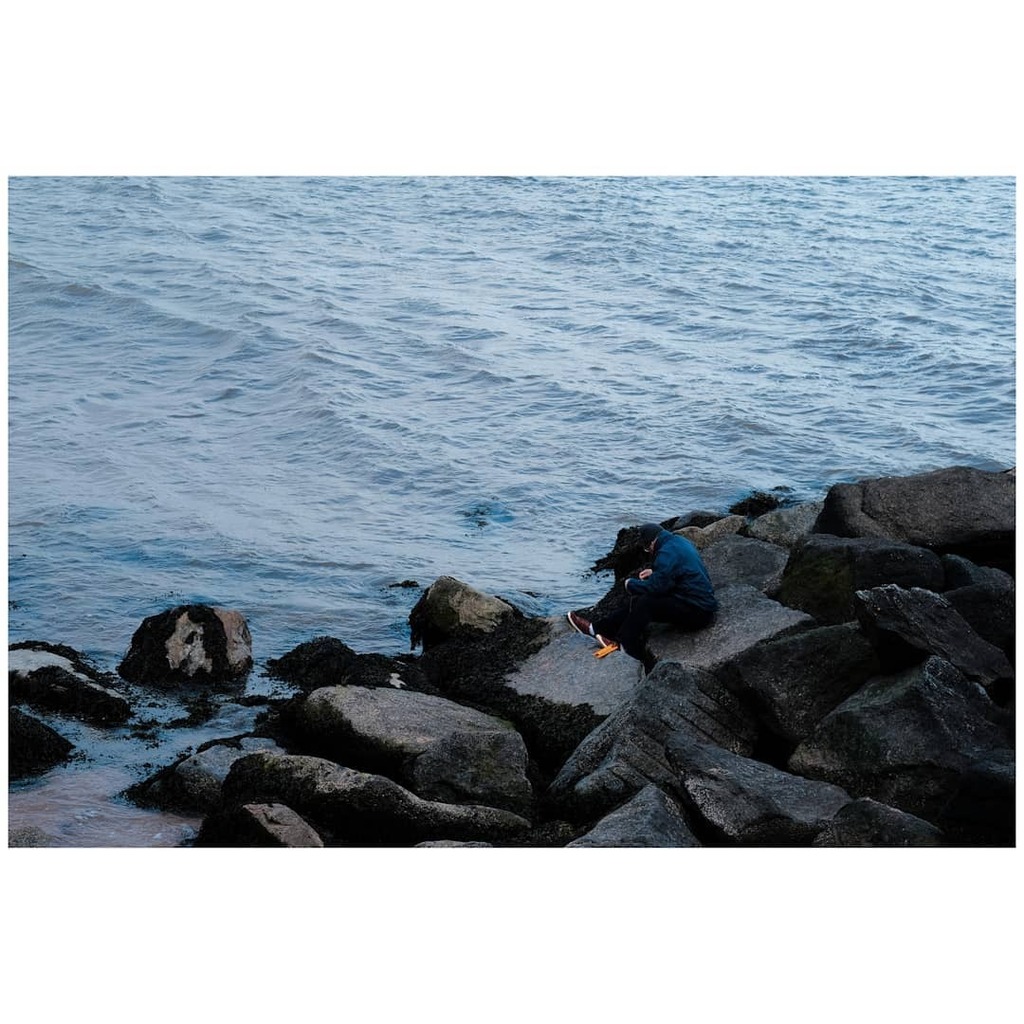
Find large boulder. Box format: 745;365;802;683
195;802;325;847
566;785;702;847
547;661;760;822
219;751;532;846
9;707;75;778
741;501;824;549
788;657;1014;828
118;605;253;687
776;534;945;625
701;535;790;593
665;730;852;846
719;623;881;747
645;584;814;670
124;735;285;813
9;641;132;724
812;798;943;847
813;466;1015;571
409;576;518;650
853;585;1013;691
291;685;532;814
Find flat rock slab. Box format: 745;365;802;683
646;584;814;670
502;615;644;716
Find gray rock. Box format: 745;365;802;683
646;584;814;669
196;802;325;847
409;576;517;650
295;685;532;814
547;661;759;821
788;657;1014;824
220;751;532;846
9;643;132;724
165;737;285;812
720;623;881;745
701;534;790;593
853;585;1013;688
813;798;943;847
502;615;643;716
742;501;824;549
776;534;945;624
118;604;253;687
9;707;75;778
566;785;701;847
665;730;852;845
814;465;1014;570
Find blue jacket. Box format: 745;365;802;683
624;528;718;612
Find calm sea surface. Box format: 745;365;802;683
8;176;1016;668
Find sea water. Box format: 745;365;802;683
8;176;1015;668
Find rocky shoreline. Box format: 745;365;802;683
8;464;1016;848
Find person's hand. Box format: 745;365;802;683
639;569;653;580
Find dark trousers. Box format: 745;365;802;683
593;594;715;660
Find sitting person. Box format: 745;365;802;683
568;522;718;660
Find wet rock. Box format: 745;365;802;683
118;604;253;688
9;707;75;778
125;735;285;813
701;534;789;593
547;661;760;822
266;636;358;690
291;685;532;814
741;501;824;549
409;576;517;651
788;657;1014;826
267;636;434;695
566;785;701;847
729;490;788;517
776;534;945;625
645;584;814;670
9;641;132;724
812;798;943;847
665;730;852;846
813;465;1015;571
195;802;325;847
719;623;881;747
853;585;1013;690
219;751;532;846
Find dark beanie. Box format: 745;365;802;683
638;523;661;546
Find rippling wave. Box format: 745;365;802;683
8;176;1016;667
